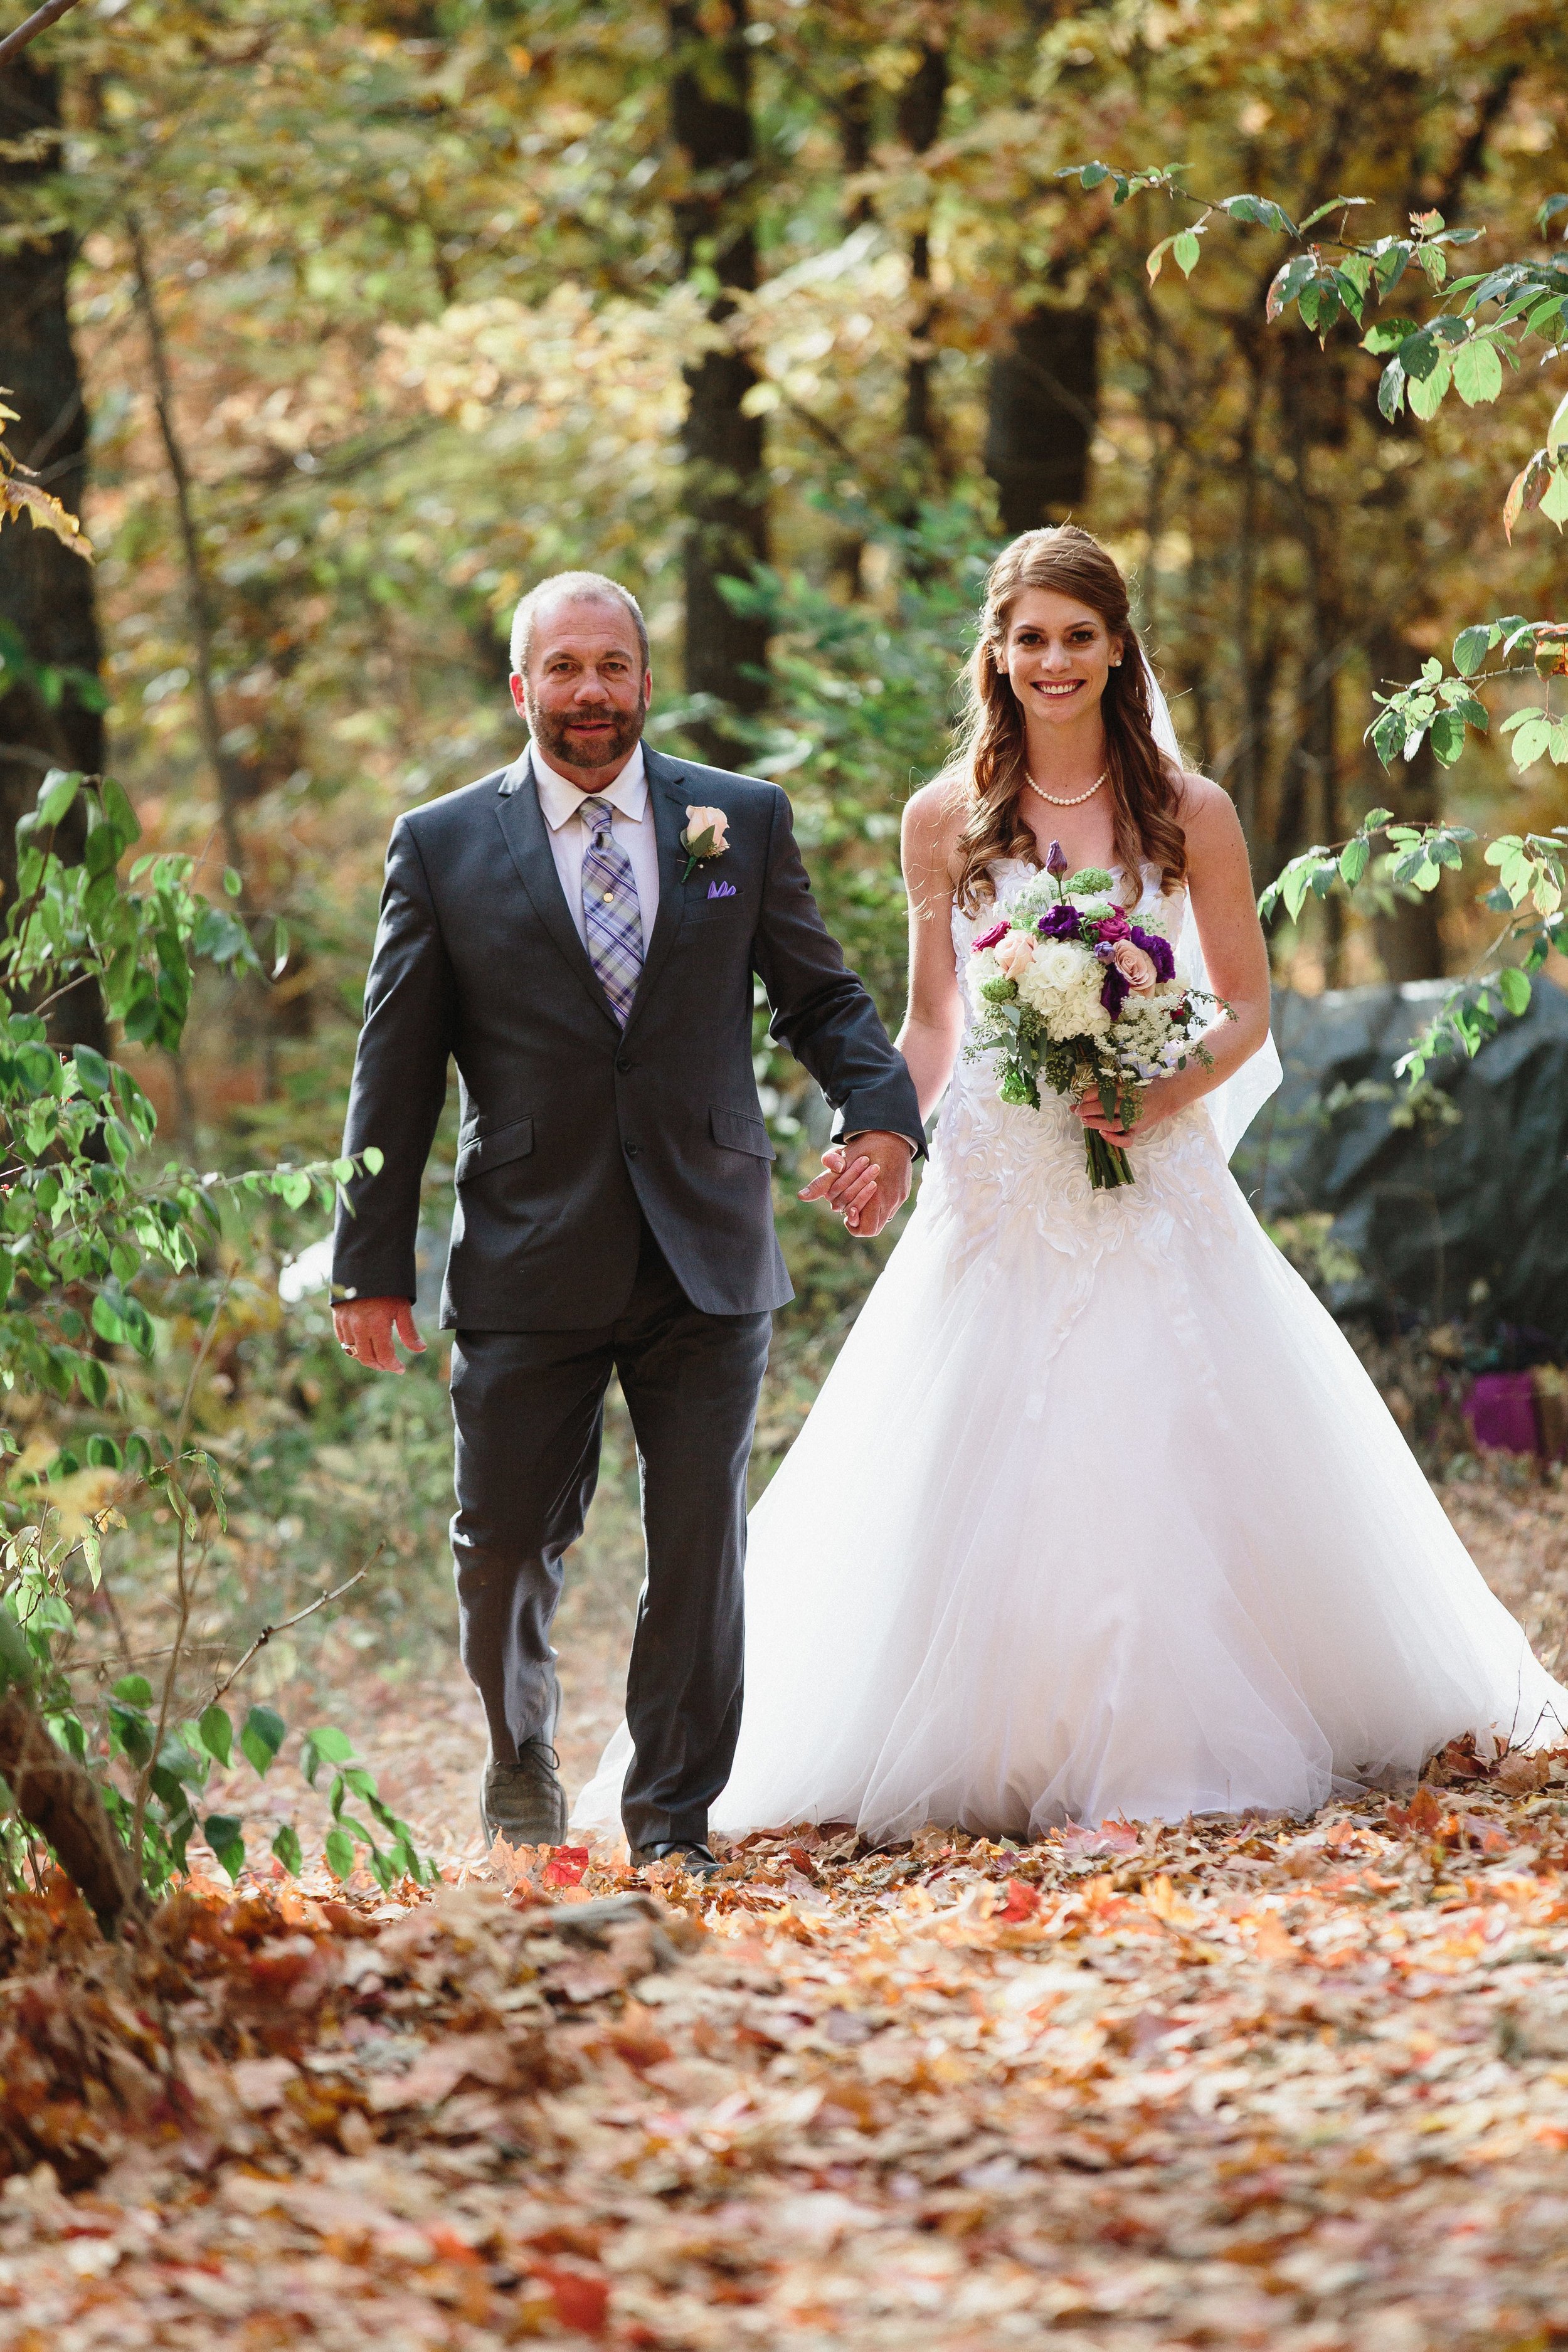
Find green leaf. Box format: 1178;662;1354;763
35;769;80;830
71;1045;112;1098
1338;839;1369;888
204;1814;246;1881
1408;357;1451;421
1509;717;1554;770
198;1703;233;1766
1451;339;1503;405
240;1703;286;1776
111;1672;153;1707
223;867;243;898
1498;965;1532;1017
1172;229;1201;277
272;1822;302;1876
85;1433;122;1470
361;1147;384;1176
271;919;290;981
1429;710;1466;766
1453;627;1493;678
1377;358;1407;421
324;1826;357;1880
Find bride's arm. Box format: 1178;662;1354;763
896;784;965;1121
1078;774;1272;1142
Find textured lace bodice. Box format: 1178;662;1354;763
917;859;1237;1289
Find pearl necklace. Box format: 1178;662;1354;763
1026;769;1106;808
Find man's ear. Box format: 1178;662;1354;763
509;674;528;717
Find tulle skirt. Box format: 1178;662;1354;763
573;1086;1566;1843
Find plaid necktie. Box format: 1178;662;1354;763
580;796;644;1025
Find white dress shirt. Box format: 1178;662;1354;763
530;739;660;950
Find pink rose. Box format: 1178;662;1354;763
993;930;1037;981
1095;907;1131;941
1111;938;1158;995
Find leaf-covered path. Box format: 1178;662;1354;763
5;1754;1568;2350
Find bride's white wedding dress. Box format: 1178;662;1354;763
575;860;1566;1841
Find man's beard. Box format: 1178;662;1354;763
526;691;647;773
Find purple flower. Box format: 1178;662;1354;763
1100;968;1130;1019
1093;906;1132;942
1046;839;1069;877
1128;924;1175;982
972;920;1010;953
1036;904;1083;940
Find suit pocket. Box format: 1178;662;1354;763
710;1105;775;1162
455;1115;534;1184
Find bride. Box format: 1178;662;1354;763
575;524;1565;1843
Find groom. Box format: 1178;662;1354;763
331;571;923;1872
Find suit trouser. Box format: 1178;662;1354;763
448;1219;773;1851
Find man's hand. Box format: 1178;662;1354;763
797;1130;914;1237
333;1295;426;1373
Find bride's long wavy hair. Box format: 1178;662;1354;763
943;526;1188;913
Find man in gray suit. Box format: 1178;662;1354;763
331;572;923;1872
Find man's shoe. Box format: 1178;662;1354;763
480;1735;568;1849
632;1839;721;1879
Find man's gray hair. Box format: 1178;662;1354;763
509;571;649;677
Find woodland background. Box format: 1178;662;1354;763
6;12;1568;2344
2;0;1568;1846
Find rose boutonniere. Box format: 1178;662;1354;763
680;803;730;882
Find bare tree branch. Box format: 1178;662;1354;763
207;1544;385;1707
0;0;84;72
125;212;248;881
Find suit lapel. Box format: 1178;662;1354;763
622;751;692;1034
493;751;619;1029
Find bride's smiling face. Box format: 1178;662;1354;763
1000;588;1121;727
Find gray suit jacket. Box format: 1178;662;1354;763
331;744;924;1329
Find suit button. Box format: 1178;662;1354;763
616;1057;632;1074
624;1140;640;1158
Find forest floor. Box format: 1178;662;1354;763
3;1465;1568;2349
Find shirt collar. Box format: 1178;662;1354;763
530;739;647;832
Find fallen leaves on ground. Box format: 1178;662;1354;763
6;1746;1568;2345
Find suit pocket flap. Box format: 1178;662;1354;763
710;1105;775;1162
455;1115;534;1183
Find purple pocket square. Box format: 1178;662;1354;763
707;879;738;899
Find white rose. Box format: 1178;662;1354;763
1032;941;1087;992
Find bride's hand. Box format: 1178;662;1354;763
1073;1078;1180;1147
798;1145;879;1228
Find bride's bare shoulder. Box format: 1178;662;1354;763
902;778;964;872
1173;769;1246;850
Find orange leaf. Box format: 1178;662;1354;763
997;1877;1041;1923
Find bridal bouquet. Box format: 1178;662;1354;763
965;842;1227;1190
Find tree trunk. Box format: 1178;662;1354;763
985;307;1099;534
0;50;108;1057
669;0;767;765
897;43;948;478
0;1683;148;1936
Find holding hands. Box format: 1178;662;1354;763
799;1129;914;1237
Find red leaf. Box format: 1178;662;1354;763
534;2262;610;2334
997;1877;1041;1922
541;1845;590;1889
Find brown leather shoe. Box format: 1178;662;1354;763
480;1735;568;1848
